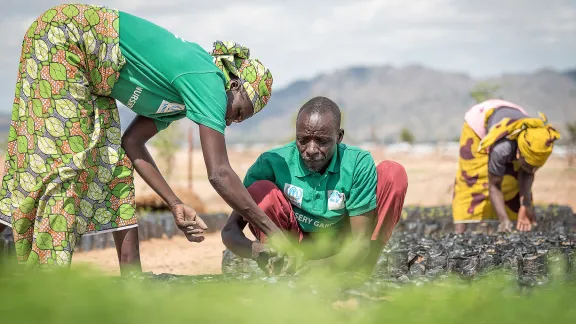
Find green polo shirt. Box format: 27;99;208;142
111;11;228;133
243;141;377;232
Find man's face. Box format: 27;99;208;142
295;112;343;173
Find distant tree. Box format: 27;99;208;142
399;127;415;145
567;121;576;142
149;122;183;179
470;82;501;103
567;121;576;167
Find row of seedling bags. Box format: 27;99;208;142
222;231;576;286
398;204;575;236
1;204;574;254
74;212;229;252
0;212;229;254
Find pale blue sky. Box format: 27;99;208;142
0;0;574;110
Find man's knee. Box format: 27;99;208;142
376;160;408;195
246;180;283;204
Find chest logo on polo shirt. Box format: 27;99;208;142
156;100;186;114
327;190;346;210
284;183;303;208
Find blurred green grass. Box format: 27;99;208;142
0;262;574;324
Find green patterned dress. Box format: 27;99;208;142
0;4;137;268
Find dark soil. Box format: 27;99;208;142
221;204;576;287
2;204;574;293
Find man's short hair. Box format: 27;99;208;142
297;96;341;128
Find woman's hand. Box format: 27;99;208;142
198;125;286;236
123;116;194;229
171;203;208;243
516;205;536;232
497;218;514;233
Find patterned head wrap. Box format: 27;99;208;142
210;41;273;114
478;112;561;167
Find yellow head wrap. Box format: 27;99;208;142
478;112;561;167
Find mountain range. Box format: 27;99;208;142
224;65;576;144
0;65;574;145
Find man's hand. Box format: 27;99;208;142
266;231;305;275
171;203;208;242
250;235;306;276
251;242;285;275
517;205;537;232
497;217;513;233
280;248;306;276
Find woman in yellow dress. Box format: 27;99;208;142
452;99;561;233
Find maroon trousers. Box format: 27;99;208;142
246;161;408;246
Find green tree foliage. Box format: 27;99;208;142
400;127;415;145
470;82;501;103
